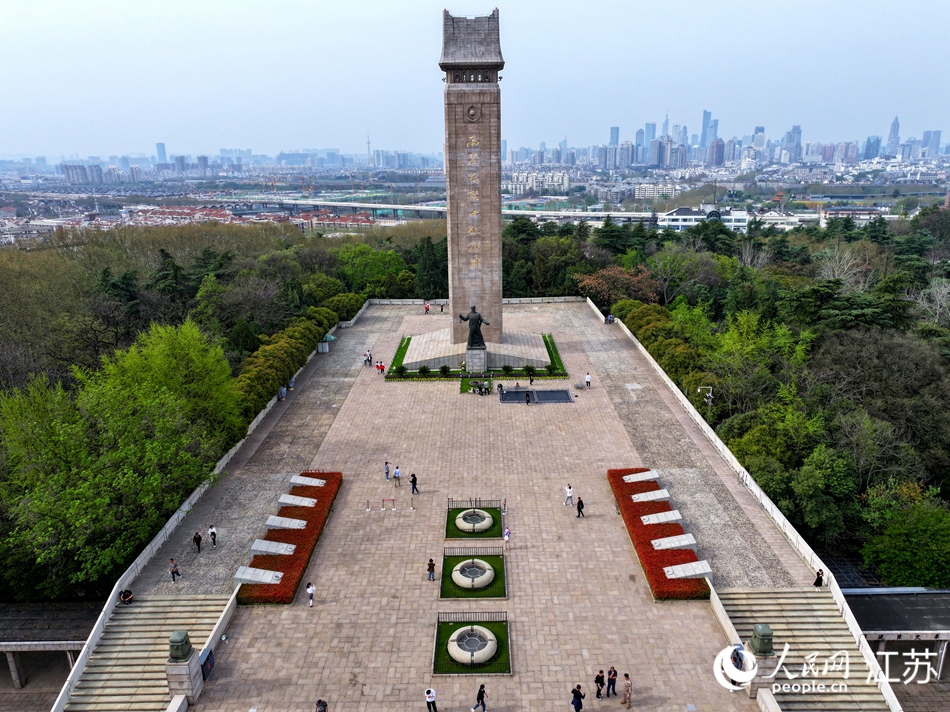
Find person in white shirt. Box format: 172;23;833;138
585;373;592;388
425;687;438;712
564;484;574;506
306;582;315;607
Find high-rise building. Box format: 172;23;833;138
174;155;188;173
753;127;766;149
677;125;688;147
619;141;634;168
706;119;719;144
609;127;619;147
707;138;725;166
886;117;900;155
647;139;662;166
700;110;712;148
61;164;89;184
635;129;645;147
782;125;802;162
661;113;669;138
923;130;941;157
87;164;104;184
644;123;656;148
156;142;167;163
864;136;881;160
501;139;507;162
197;155;209;176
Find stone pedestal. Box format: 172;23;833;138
466;348;487;373
166;650;204;705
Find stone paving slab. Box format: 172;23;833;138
631;488;670;502
194;304;764;712
233;567;283;585
664;561;713;579
278;494;316;507
642;510;683;525
652;534;699;552
290;475;325;487
264;515;307;530
249;540;296;556
623;470;659;482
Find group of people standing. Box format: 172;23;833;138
383;462;420;493
572;668;633;709
167;525;218;584
564;484;585;517
363;351;385;374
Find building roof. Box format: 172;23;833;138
439;9;505;70
845;592;950;632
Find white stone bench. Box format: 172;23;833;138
623;470;659;483
290;475;325;487
631;489;670;503
234;566;283;585
279;494;317;507
640;510;682;525
265;515;307;530
250;539;296;556
651;533;698;552
663;560;712;579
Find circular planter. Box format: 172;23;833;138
450;558;496;589
447;624;498;664
455;508;494;533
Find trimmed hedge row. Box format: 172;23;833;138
608;468;710;600
321;292;364;321
234;306;338;422
237;471;342;604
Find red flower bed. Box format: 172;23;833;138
237;471;342;604
608;468;709;600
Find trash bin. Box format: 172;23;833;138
168;631;193;662
317;341;329;353
750;623;773;655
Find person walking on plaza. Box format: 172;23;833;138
576;497;585;518
427;559;436;581
424;302;430;314
393;466;402;486
193;531;202;553
503;526;511;551
622;673;632;708
385;461;390;481
208;525;217;548
425;687;438;712
525;391;530;406
564;484;574;506
586;372;592;388
571;684;585;711
606;667;617;697
594;670;605;700
410;473;419;494
472;683;488;712
168;558;180;583
306;581;315;607
314;700;328;712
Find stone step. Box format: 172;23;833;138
631;488;670;503
278;493;317;507
250;538;297;555
640;510;682;525
664;560;711;579
622;470;659;483
290;474;325;487
651;533;697;552
234;565;284;585
265;515;307;530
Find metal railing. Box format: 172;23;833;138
605;298;903;712
437;611;508;623
444;547;504;557
447;498;502;510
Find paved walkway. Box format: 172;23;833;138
136;307;406;595
193;303;814;712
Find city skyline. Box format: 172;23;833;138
2;0;948;158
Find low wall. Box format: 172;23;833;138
601;297;902;712
201;585;239;656
51;341;327;712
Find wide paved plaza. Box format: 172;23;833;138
190;303;810;712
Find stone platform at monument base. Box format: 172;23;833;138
401;328;549;370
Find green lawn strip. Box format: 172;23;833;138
543;334;566;373
433;620;511;675
445;507;503;538
389;336;411;370
439;555;506;599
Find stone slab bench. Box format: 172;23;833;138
640;510;682;525
265;515;307;530
234;566;284;585
631;489;670;503
279;494;317;507
663;560;712;579
291;474;325;487
651;533;698;552
250;539;297;556
623;470;659;483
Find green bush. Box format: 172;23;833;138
611;299;643;322
502;364;514;375
394;365;408;377
524;365;536;376
545;363;558;375
417;365;431;375
320;292;365;321
439;364;451;376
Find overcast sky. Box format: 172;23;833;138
2;0;948;159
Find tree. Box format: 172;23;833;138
646;244;719;304
332;243;406;292
502;216;540;244
863;502;950;587
413;237;448;299
593;216;631;254
573;266;659;310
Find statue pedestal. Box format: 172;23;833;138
466;348;487;373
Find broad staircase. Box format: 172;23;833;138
718;588;890;712
65;594;230;712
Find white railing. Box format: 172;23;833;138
201;585;240;656
603;298;902;712
50;343;324;712
707;578;742;646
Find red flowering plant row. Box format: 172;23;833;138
608;468;710;600
237;471;342;604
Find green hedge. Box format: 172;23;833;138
234;306;338;422
321;292;365;321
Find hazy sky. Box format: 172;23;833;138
2;0;948;159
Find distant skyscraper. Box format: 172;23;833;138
661;113;669;138
197;155;209;176
619;141;633;168
609;127;619;147
174;155;188;173
677;126;688;147
156;142;167;163
647;139;662;166
87;164;104;184
923;130;941;156
886;117;900;155
635;128;645;147
700;110;712;148
707;138;725;166
753;126;766;150
644;123;656;148
864;136;881;160
707;119;719;144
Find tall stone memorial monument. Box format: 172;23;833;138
441;9;504;370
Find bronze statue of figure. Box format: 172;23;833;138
459;305;490;349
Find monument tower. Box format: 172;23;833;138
441;9;504;347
